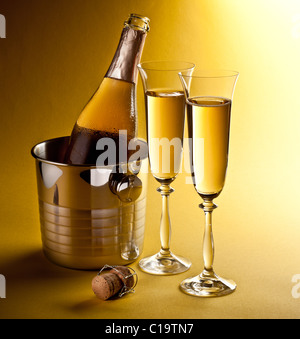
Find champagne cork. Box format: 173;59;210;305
92;266;136;301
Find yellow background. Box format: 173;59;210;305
1;0;300;319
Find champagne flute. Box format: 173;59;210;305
179;70;239;296
138;61;195;275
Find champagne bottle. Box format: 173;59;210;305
65;14;150;165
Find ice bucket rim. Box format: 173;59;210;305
31;136;148;168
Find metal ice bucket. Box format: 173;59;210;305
31;137;148;270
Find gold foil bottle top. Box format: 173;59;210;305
105;14;150;84
125;14;150;32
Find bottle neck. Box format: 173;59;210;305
105;26;147;84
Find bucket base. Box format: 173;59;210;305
43;248;135;271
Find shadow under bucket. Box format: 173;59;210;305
31;137;148;270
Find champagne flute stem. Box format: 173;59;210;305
200;199;217;275
157;184;174;257
203;209;214;272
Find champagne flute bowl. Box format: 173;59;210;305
179;69;239;296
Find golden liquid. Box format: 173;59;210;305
65;77;137;164
146;90;186;180
77;77;136;135
187;96;232;196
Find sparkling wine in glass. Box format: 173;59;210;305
138;61;195;275
179;70;239;296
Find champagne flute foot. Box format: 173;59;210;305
138;252;191;275
180;271;236;297
121;246;140;261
